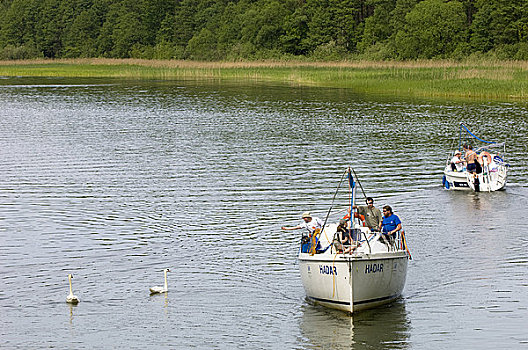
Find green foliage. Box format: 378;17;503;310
304;0;363;53
357;41;395;60
395;0;468;59
62;8;101;57
471;0;528;53
311;41;350;60
185;28;219;60
280;8;310;55
0;43;42;59
358;0;397;55
0;0;527;61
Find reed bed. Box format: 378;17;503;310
1;58;527;100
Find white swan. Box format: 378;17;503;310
66;274;79;304
150;268;170;294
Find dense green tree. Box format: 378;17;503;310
395;0;468;59
240;1;288;50
0;0;527;60
1;0;40;48
173;0;201;48
185;27;219;60
305;0;363;52
60;0;103;57
62;8;100;57
357;0;397;54
280;7;310;55
470;0;528;55
215;1;246;55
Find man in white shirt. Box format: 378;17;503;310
282;212;324;253
281;212;323;235
451;150;465;172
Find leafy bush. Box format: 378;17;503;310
358;42;396;61
310;41;348;61
0;44;42;60
185;28;219;61
514;43;528;60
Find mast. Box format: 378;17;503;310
348;167;356;228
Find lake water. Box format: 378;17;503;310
1;77;527;349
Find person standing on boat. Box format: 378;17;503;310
281;212;323;235
379;205;402;244
464;144;478;174
282;212;324;253
352;197;382;231
451;150;466;171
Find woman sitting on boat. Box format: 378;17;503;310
333;219;352;253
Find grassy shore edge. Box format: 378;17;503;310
1;58;527;101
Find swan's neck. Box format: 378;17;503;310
164;270;168;290
68;276;73;295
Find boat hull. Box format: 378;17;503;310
298;252;408;313
443;162;507;192
443;170;471;191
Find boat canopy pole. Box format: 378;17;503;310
460;123;496;145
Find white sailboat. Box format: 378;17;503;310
298;168;411;314
442;123;508;192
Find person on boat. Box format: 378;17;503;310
463;144;478;174
451;150;465;172
379;205;402;244
282;212;324;253
281;212;323;236
351;197;382;231
333;219;352;252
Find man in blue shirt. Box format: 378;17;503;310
379;205;402;244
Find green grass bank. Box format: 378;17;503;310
1;59;528;101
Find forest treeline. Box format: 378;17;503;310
1;0;527;61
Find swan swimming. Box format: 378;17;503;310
150;268;170;294
66;274;79;304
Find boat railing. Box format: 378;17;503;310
369;230;410;254
310;226;411;259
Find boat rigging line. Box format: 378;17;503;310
320;168;348;241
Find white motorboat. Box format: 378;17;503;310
442;123;508;192
298;169;411;314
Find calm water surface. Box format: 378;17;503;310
1;77;527;349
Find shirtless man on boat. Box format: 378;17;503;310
464;144;478;174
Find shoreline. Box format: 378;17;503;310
1;58;527;101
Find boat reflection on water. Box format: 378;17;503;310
299;299;410;350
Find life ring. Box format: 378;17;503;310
353;212;367;227
343;212;366;227
479;151;492;165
